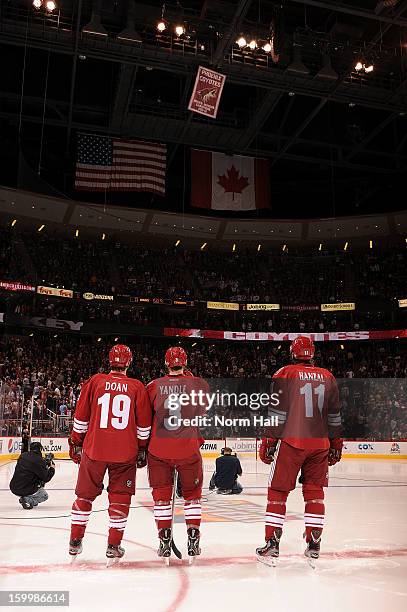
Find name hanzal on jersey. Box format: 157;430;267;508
298;371;325;382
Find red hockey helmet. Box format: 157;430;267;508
109;344;132;368
290;336;315;361
165;346;187;369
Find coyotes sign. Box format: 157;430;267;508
191;150;270;210
188;66;226;119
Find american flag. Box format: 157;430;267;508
75;133;166;195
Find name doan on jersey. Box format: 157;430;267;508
105;381;129;392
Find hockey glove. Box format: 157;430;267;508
136;448;147;469
68;437;82;464
259;438;278;465
328;438;343;466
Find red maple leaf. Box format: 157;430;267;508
217;165;250;201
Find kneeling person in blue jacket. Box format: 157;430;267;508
209;447;243;495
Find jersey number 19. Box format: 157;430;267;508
98;393;131;430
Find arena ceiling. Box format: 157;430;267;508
0;0;407;219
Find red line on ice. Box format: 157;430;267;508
0;522;189;612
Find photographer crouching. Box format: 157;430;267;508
209;447;243;495
9;442;55;509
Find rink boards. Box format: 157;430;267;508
1;436;406;461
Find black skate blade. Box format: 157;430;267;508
256;553;278;567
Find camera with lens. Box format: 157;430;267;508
44;452;55;466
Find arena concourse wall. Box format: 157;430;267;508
1;437;406;461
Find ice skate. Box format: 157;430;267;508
106;544;125;567
256;528;282;567
69;538;83;562
187;527;201;564
158;528;172;565
304;529;322;569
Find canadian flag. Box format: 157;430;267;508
191;150;270;211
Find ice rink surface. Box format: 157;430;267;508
0;457;406;612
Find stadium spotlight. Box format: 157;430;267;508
365;64;374;73
45;0;56;11
232;243;236;252
319;243;322;251
38;224;45;232
262;42;272;53
257;243;262;252
340;344;345;350
11;219;17;227
33;0;42;8
282;244;287;252
175;239;181;247
114;337;119;341
236;36;247;48
97;337;102;342
355;61;363;71
102;233;106;240
157;21;166;32
248;39;257;50
200;242;207;250
175;24;185;37
75;229;79;238
343;242;348;251
369;239;373;249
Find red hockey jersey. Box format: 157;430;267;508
147;372;209;460
270;363;341;450
71;372;152;463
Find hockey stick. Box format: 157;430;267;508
170;469;182;559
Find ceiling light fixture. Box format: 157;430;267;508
175;24;185;37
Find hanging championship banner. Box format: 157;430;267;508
188;66;226;119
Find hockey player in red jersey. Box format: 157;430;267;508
147;346;208;562
68;344;152;561
256;336;343;564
